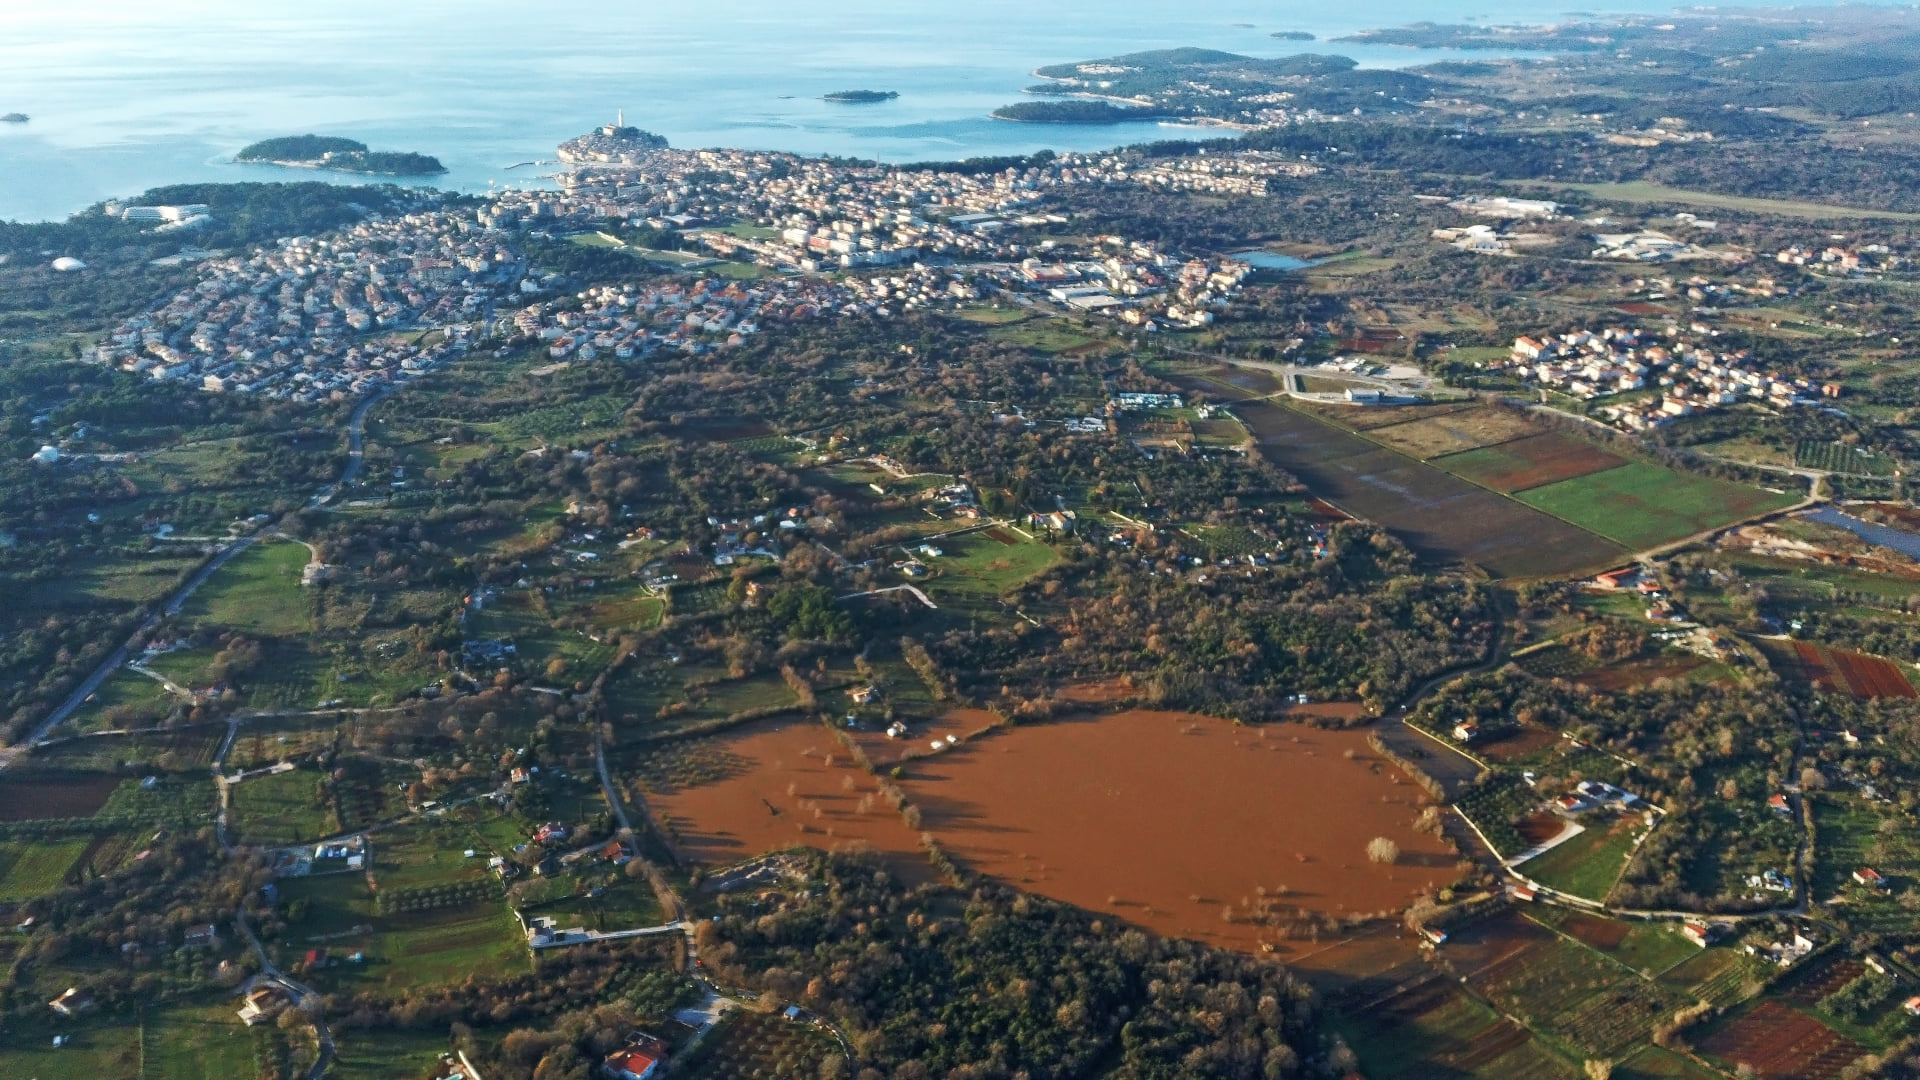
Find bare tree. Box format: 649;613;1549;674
1366;837;1399;865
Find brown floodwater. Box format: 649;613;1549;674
902;710;1459;953
648;710;1459;953
643;715;934;885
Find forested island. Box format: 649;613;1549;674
0;113;26;123
234;134;445;176
992;100;1164;124
823;89;898;103
1271;30;1315;40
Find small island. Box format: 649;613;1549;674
1271;30;1315;41
234;135;445;176
823;90;899;104
0;113;27;124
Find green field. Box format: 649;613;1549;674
1516;816;1639;902
178;540;314;636
148;1003;261;1080
0;837;90;900
1531;180;1920;222
228;766;335;846
1518;463;1797;551
923;528;1061;599
327;1028;455;1080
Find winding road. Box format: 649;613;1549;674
0;387;387;769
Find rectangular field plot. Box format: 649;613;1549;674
1236;401;1626;578
0;837;90;901
176;539;315;637
1342;975;1575;1080
1515;814;1639;902
1433;432;1628;493
1660;948;1765;1007
1365;407;1543;460
1518;463;1798;551
1761;640;1916;699
1697;1000;1867;1080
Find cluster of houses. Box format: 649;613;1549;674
1497;327;1826;431
1123;151;1319;197
1775;241;1901;276
517;275;859;361
91;205;508;401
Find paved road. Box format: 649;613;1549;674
236;913;335;1080
5;381;394;768
0;534;261;768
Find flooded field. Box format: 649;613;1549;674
1234;400;1626;579
636;716;933;883
903;710;1458;953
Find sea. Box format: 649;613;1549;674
0;0;1888;223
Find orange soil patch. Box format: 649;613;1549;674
1783;957;1867;1005
903;711;1458;953
1517;811;1568;847
1786;642;1914;698
643;716;933;883
981;528;1018;546
1831;649;1916;698
1698;1001;1866;1080
1560;911;1631;949
1477;725;1565;763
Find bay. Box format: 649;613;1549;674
0;0;1873;222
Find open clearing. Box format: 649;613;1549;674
1235;400;1625;578
904;711;1457;954
1364;407;1541;461
177;539;313;636
1433;432;1628;493
1761;639;1917;698
1519;462;1798;551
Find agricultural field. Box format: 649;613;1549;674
227;765;335;846
176;539;315;636
605;662;799;734
1696;1000;1867;1079
1536;909;1702;978
1341;975;1571;1080
1433;432;1628;493
1795;440;1900;477
1518;463;1799;551
1810;793;1920;932
0;771;122;820
679;1009;848;1080
146;1001;263;1080
1761;639;1917;698
1235;400;1626;578
0;836;91;901
1514;813;1641;902
1659;947;1767;1007
326;1028;455;1080
1363;407;1541;461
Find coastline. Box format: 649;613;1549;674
234;157;448;178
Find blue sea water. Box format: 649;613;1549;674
0;0;1891;222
